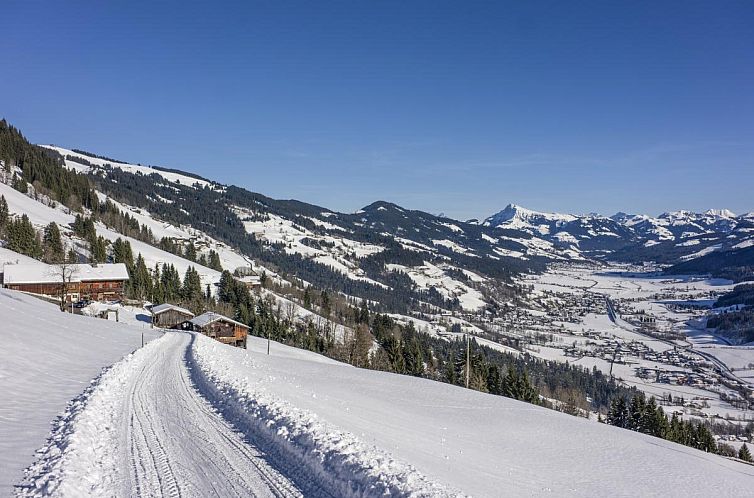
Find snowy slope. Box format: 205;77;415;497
0;182;224;292
0;289;161;496
193;335;754;496
40;146;214;189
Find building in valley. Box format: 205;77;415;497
2;262;129;302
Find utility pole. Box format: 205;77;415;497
465;334;470;389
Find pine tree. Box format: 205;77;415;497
0;195;8;233
128;254;152;300
184;242;197;262
161;264;182;302
208;250;223;271
43;222;64;263
7;214;42;259
181;266;203;302
12;173;27;193
739;443;752;462
89;235;107;263
112;238;134;269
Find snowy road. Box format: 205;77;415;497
121;331;304;498
19;331;316;497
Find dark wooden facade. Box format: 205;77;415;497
152;307;195;329
184;314;248;348
4;280;125;302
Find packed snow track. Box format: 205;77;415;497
19;332;321;498
123;332;304;498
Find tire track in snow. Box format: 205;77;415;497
18;331;308;497
121;331;303;498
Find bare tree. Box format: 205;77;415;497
50;262;78;311
284;299;297;325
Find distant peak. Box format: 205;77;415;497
704;208;736;219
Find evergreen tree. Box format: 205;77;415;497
739;443;752;462
89;235;107;263
42;222;64;263
112;238;135;269
128;254;152;300
184;242;197;262
12;173;27;193
161;263;182;302
0;195;8;233
7;214;42;259
208;249;223;271
181;266;203;302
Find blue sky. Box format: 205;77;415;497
2;1;753;220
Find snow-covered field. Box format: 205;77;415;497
0;289;161;496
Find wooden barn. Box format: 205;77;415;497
184;312;248;348
151;303;195;329
2;262;129;302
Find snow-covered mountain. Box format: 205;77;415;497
483;203;754;268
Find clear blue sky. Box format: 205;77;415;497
3;1;753;220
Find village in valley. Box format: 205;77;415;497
403;263;754;446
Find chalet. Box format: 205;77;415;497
151;303;195;329
2;263;129;302
234;266;262;289
183;311;248;348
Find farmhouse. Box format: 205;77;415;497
151;303;195;329
2;262;129;302
183;311;248;348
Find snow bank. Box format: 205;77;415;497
17;337;164;496
0;289;160;496
190;334;460;497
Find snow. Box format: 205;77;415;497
192;334;754;496
0;289;160;495
189;311;247;329
679;243;722;261
19;332;303;497
3;263;129;285
0;247;40;267
150;302;194;317
41;146;213;189
0;182;224;293
431;239;473;255
386;262;486;311
6;276;754;495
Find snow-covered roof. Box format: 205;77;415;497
151;303;194;317
189;312;248;329
2;263;129;285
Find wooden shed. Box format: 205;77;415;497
151;303;195;329
184;312;248;348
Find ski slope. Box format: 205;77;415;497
0;289;161;497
